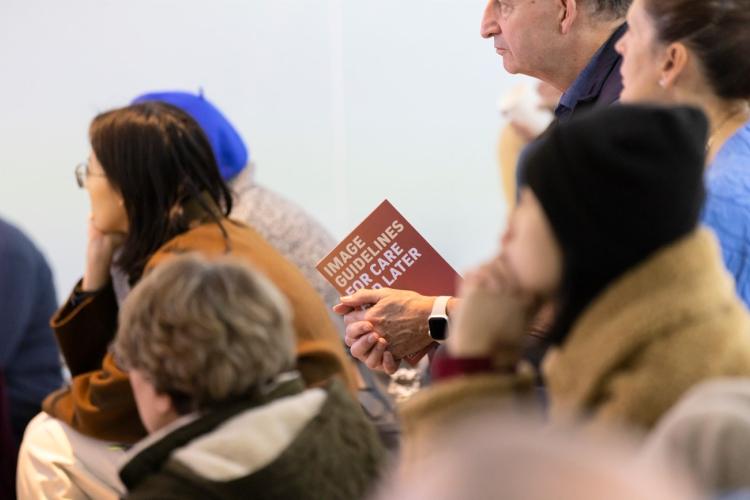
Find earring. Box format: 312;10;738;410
659;78;667;88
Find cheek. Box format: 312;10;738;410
88;185;126;232
504;235;547;292
504;23;526;52
620;43;639;78
504;227;562;295
87;187;107;222
620;43;663;102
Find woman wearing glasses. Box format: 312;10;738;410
17;102;361;499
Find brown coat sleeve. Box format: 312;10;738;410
51;280;118;376
43;281;146;443
43;352;146;443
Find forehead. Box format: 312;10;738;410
499;0;558;18
627;0;648;23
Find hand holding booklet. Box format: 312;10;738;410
317;200;461;365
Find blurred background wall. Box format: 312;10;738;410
0;0;525;301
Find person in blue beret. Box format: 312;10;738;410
131;90;339;311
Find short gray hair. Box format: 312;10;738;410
114;254;296;413
588;0;631;20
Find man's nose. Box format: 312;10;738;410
480;0;500;39
614;33;626;55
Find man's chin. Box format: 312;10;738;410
500;56;520;75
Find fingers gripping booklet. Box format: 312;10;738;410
317;200;461;365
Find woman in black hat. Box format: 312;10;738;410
400;105;750;450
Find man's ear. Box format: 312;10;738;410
659;42;689;90
559;0;578;35
153;391;177;416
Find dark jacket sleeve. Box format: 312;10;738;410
0;247;38;368
51;280;118;376
43;280;146;443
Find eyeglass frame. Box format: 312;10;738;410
74;160;106;188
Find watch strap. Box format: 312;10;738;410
430;295;451;319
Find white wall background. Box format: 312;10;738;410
0;0;522;302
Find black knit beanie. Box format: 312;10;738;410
520;104;708;345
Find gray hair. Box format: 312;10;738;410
588;0;631;20
114;254;296;413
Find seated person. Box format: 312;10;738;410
0;218;61;445
399;106;750;456
130;90;339;310
0;217;61;497
16;102;354;499
114;255;385;499
340;0;750;370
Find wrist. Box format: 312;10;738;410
447;329;521;359
82;275;110;292
446;335;495;358
83;264;111;291
428;296;451;342
446;297;459;319
84;247;115;291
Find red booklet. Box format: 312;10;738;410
317;199;461;364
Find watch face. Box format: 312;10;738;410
428;317;448;341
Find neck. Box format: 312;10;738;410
686;95;750;164
546;19;624;92
181;192;225;227
706;100;750;164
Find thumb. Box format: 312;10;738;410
339;288;389;307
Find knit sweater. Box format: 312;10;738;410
229;166;339;309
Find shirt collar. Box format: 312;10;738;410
556;23;627;119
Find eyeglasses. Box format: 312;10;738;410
74;161;106;188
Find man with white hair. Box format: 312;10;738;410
339;0;632;374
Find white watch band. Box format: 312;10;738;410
430;296;451;319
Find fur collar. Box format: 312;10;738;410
544;228;739;418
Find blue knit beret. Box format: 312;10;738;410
131;90;248;181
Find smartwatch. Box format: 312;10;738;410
428;296;451;341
